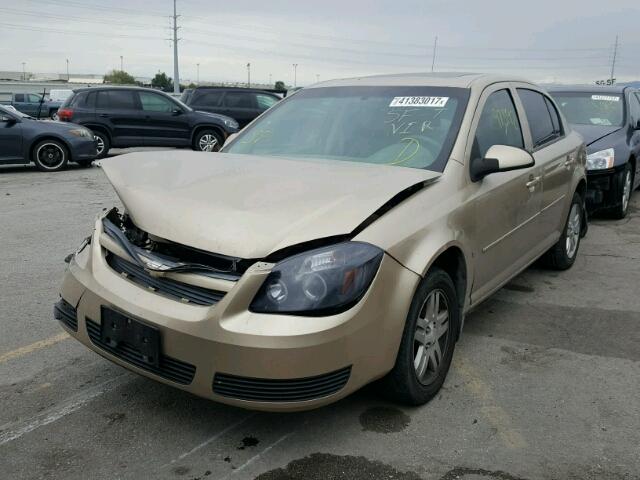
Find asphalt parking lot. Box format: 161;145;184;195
1;160;639;480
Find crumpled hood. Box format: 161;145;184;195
572;124;621;147
100;151;439;259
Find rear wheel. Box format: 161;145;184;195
610;163;633;219
50;110;59;121
381;267;459;405
543;192;583;270
194;129;223;152
32;140;68;172
93;131;110;159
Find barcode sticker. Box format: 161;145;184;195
389;96;449;108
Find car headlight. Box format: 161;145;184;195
69;128;93;138
224;118;239;129
250;242;383;316
586;148;615;170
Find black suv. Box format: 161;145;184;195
182;87;282;128
58;87;239;158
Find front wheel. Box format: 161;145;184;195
543;192;583;270
32;140;68;172
610;163;633;219
193;130;223;152
381;267;459;406
93;131;110;159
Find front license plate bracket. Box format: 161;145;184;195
100;307;161;368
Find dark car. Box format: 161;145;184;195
57;87;239;158
549;85;640;218
0;105;96;171
183;87;282;128
0;92;62;119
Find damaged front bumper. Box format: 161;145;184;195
56;210;420;411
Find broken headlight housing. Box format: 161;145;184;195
250;242;383;316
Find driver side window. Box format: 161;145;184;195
473;89;524;160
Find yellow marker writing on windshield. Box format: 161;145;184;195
389;137;420;166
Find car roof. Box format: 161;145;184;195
193;86;281;94
71;86;172;94
307;72;535;90
546;84;630;94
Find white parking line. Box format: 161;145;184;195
162;413;258;468
0;374;129;446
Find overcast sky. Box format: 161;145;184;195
0;0;638;86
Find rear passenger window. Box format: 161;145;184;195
96;90;137;110
14;94;24;102
517;89;562;147
255;94;277;110
224;92;254;108
192;91;222;106
473;89;524;160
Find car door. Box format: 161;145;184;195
26;94;45;118
0;110;24;163
514;87;574;241
12;94;31;116
95;90;144;147
221;91;260;128
189;89;223;115
137;91;190;147
468;85;545;304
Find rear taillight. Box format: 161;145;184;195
57;108;73;122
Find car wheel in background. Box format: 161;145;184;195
194;130;223;152
77;160;93;168
93;131;110;159
381;267;459;406
50;111;59;121
610;163;633;219
544;192;583;270
32;140;68;172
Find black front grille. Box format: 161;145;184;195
54;298;78;331
106;253;225;306
212;367;352;402
86;318;196;385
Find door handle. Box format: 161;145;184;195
526;176;541;191
98;113;109;118
563;158;573;169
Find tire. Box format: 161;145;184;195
609;163;633;219
543;192;583;270
32;140;68;172
50;110;59;121
193;129;223;152
93;131;110;159
381;267;460;406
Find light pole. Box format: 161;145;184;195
316;74;320;83
21;62;26;81
292;63;298;88
269;73;272;85
120;56;123;71
247;63;251;87
196;63;200;84
66;59;70;81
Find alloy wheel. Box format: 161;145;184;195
94;135;105;156
413;289;450;385
565;203;581;259
198;134;218;152
36;143;65;170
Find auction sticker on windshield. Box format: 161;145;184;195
591;95;620;102
389;96;449;107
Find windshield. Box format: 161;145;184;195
225;86;469;172
551;92;624;127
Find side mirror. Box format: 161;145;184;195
1;115;18;125
471;145;534;182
